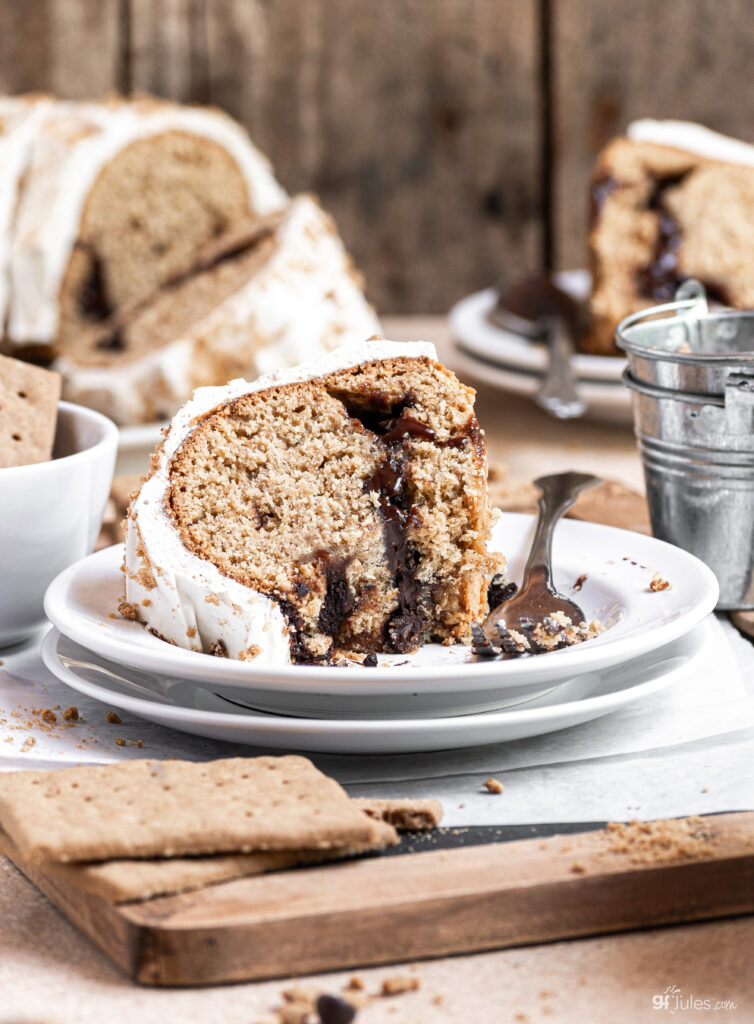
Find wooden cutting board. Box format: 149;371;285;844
2;813;753;987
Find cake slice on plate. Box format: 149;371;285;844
123;341;502;665
586;120;754;354
55;195;381;425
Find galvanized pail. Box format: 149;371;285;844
617;281;754;609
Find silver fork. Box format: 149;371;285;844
475;471;602;654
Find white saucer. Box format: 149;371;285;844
41;622;709;754
449;271;632;425
43;514;719;718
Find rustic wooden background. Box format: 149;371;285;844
1;0;752;313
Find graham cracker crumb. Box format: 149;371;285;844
205;593;220;605
649;573;671;592
40;708;57;724
483;777;504;794
118;600;139;620
346;976;365;991
62;706;79;721
186;626;197;639
570;862;587;874
239;644;263;661
381;975;420;996
600;816;715;864
106;711;122;724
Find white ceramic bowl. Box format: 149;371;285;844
0;401;118;647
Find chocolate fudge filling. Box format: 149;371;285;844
330;388;483;654
77;249;114;322
636;174;730;305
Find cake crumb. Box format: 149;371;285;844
239;644;262;662
570;862;587;873
118;600;139;620
62;705;79;721
381;975;420;996
115;737;126;746
573;573;587;591
186;626;197;639
601;816;715;864
106;711;122;724
39;708;57;724
649;573;671;592
483;777;504;794
432;994;444;1006
346;976;365;991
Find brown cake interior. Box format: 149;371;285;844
166;356;500;663
63;217;281;370
57;130;254;354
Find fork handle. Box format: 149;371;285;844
521;472;603;593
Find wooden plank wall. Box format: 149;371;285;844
0;0;751;312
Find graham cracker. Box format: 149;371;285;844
0;756;392;864
354;798;444;831
0;353;61;468
0;820;397;903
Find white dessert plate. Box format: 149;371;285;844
41;621;709;754
449;271;632;425
43;513;719;718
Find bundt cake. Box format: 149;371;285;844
123;340;502;666
2;95;286;357
55;195;381;425
587;120;754;354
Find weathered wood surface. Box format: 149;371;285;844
129;0;543;313
3;813;753;986
551;0;754;270
1;1;754;308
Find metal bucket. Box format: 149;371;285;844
617;282;754;609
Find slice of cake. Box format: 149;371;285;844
587;120;754;354
123;341;501;665
54;195;382;425
6;95;286;357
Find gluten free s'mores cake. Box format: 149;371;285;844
124;340;502;665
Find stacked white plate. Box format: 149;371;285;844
449;271;632;425
42;514;719;754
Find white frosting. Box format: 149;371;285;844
125;339;437;664
58;194;383;425
0;96;55;331
628;119;754;168
7;98;287;346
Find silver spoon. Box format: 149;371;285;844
478;471;602;649
490;276;586;419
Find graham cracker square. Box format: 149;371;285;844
0;756;390;864
0;354;61;468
